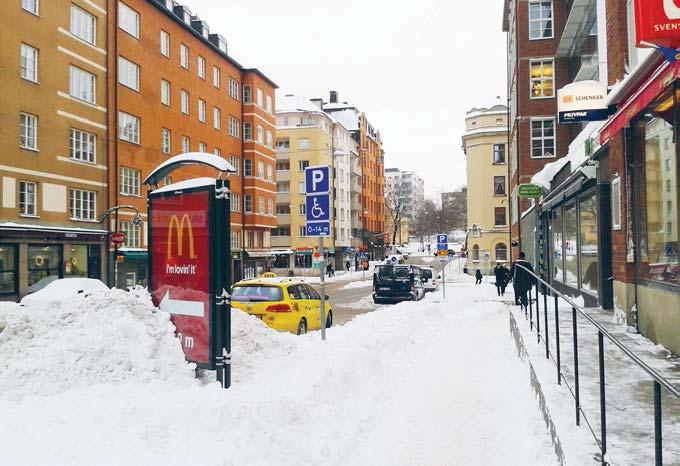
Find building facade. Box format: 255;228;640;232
0;0;111;301
385;168;425;221
462;105;510;274
441;188;467;231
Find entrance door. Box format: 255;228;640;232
88;245;101;279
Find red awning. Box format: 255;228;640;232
599;61;680;145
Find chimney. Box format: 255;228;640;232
329;90;338;103
310;98;323;109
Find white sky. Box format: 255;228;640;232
181;0;507;199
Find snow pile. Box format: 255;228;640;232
340;280;373;290
20;278;108;305
0;288;194;400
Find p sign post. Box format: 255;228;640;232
305;165;330;341
436;233;449;300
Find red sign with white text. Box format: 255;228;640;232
150;191;211;366
635;0;680;48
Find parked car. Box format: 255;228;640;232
373;264;425;304
231;277;332;335
418;266;438;292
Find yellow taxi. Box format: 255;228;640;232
231;278;332;335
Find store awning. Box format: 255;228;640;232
600;61;680;144
245;250;272;258
271;249;294;255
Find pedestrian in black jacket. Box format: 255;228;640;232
510;252;535;309
475;269;483;284
493;264;508;296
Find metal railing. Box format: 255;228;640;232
514;264;679;466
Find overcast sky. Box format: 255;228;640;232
182;0;507;199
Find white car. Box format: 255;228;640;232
419;266;438;292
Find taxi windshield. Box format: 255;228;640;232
232;286;283;302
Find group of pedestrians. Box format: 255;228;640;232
473;251;537;311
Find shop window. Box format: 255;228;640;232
563;204;578;288
579;193;599;293
611;177;622;230
63;244;88;277
551;208;564;281
0;245;18;295
27;245;61;293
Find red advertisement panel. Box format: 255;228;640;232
635;0;680;48
150;191;211;366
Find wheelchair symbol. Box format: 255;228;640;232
310;197;325;219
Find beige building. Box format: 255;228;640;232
462;104;510;274
0;0;110;301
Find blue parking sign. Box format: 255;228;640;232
306;222;331;237
305;165;330;195
305;194;330;222
437;234;448;244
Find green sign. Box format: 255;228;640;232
518;184;543;198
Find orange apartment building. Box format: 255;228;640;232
109;0;277;286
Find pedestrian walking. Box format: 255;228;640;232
500;264;509;296
475;269;483;284
493;264;507;296
509;252;536;310
345;259;351;272
326;262;333;278
355;257;359;271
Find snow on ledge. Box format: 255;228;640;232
151;177;216;194
143;153;235;185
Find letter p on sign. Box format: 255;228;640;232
305;165;330;194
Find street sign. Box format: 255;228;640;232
437;234;448;244
305;193;330;222
304;165;330;194
306;222;331;237
110;231;127;245
436;233;448;251
518;184;543;198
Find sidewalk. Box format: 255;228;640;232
508;290;680;465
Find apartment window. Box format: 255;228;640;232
69;66;96;104
19;181;37;216
229;117;239;138
70;5;96;45
299;226;307;237
257;125;264;144
267;199;273;215
69;129;96;163
160;30;170;57
298;181;305;193
531;118;556;158
529;1;553;40
198;142;207;153
276;204;290;214
119;167;140;196
256;88;263;107
118;2;139;39
198;99;206;123
266;164;273;181
266;130;273;148
243;85;252;103
20;112;38;150
182;136;190;153
213;66;220;88
494;207;507;227
229;155;239;174
244;195;253;213
180;43;189;69
213;108;221;130
161;128;171;154
181;90;189;114
258;197;265;214
276;182;290;193
230;193;240;212
197;56;205;79
298;138;310;150
493;176;506;196
231;230;241;249
69;189;96;220
299;203;306;215
266;95;272;113
214;148;221;156
276;161;290;171
118;112;139;144
228;78;239;99
276;138;290;151
243;122;252;140
257;160;264;179
244;159;252;176
530;59;554;98
119;221;140;248
273;226;290;236
20;44;38;82
493;144;506;164
160;79;170;106
118;57;139;91
22;0;39;15
298;160;309;171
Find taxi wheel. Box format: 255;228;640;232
297;318;307;335
325;310;333;328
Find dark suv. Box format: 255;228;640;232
372;264;425;304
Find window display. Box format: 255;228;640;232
63;244;88;277
27;245;61;293
551;209;564;281
579;194;599;293
563;205;578;288
0;245;17;294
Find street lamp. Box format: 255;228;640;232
99;204;143;289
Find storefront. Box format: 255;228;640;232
243;250;272;279
113;248;148;288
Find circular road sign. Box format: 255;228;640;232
110;232;127;245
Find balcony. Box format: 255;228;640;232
351;199;362;212
271;236;291;248
276;170;290;182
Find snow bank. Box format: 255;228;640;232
340;280;373;290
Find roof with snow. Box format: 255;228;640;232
275;94;326;114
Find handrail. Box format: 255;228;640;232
515;263;680;398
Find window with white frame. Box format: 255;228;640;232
231;193;240;212
529;1;553;40
119;167;140;196
244;195;252;212
267;199;273;215
299;203;306;215
257;125;264;144
161;128;171;154
69;188;95;220
20;112;38;150
258;196;265;214
20;44;38;82
243;122;252;140
180;43;189;69
299;226;306;237
181;89;189;114
160;30;170;57
182;136;190;153
22;0;39;15
529;59;554;98
298;181;305;193
70;4;96;45
530;118;556;158
256;88;263;107
257;160;264;179
231;229;241;249
197;56;205;79
611;176;622;230
228;78;239;99
118;2;139;38
213;107;221;130
197;142;206;153
69;66;96;103
118;111;139;144
118;56;139;91
162;176;172;187
493;176;506;196
493;144;506;164
229;116;239;138
277;182;290;193
198;98;206;122
69;129;96;163
266;95;272;113
213;66;220;88
298;160;309;171
214;148;221;156
266;130;273;148
298;138;310;150
230;155;240;174
266;164;273;181
19;181;37;216
160;79;170;105
119;221;140;247
244;159;252;176
243;85;251;103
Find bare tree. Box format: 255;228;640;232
385;179;409;247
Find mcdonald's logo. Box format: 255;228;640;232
167;214;196;259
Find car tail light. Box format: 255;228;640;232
266;303;292;312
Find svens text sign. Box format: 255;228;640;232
635;0;680;48
150;191;211;366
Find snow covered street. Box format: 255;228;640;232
0;263;561;466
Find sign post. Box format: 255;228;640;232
304;165;331;341
436;234;448;300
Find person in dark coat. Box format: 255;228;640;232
494;264;508;296
500;264;509;296
510;252;535;309
475;269;483;284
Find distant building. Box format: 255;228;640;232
385;168;425;220
441;189;467;229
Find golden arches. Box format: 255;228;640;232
167;214;196;259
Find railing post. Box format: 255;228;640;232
529;285;534;329
598;330;607;465
554;294;561;385
572;306;581;426
536;284;541;344
654;381;662;466
544;285;549;359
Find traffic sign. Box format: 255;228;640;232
305;193;330;222
306;221;331;237
305;165;330;195
110;231;127;245
437;234;448;244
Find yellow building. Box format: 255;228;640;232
385;215;410;247
462;104;510;274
